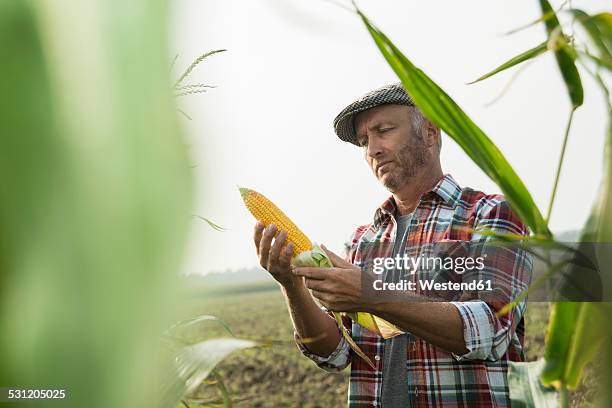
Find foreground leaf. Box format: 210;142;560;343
1;1;193;407
541;302;579;388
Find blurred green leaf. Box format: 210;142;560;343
0;1;193;407
577;50;612;71
162;338;257;408
562;303;607;388
468;41;548;84
196;216;228;231
539;0;584;108
354;6;551;238
541;302;579;388
569;10;612;71
167;315;236;338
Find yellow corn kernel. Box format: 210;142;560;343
239;187;312;257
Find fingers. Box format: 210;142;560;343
255;223;294;273
310;289;331;304
268;230;287;268
258;224;276;268
253;222;264;255
321;244;352;268
279;242;294;269
303;278;333;293
292;267;327;280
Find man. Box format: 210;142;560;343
253;83;531;407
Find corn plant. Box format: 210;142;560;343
350;0;610;406
0;2;244;408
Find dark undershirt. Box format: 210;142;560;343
380;212;412;407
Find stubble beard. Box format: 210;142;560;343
379;137;428;192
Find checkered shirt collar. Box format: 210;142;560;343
373;174;462;229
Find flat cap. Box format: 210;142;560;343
333;82;415;146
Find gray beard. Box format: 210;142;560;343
380;140;428;192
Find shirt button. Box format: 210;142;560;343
372;402;377;406
374;355;380;361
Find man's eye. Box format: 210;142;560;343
380;127;394;133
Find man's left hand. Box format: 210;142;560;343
292;245;368;312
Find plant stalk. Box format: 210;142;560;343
546;107;577;224
559;385;570;408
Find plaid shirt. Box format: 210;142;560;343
297;174;532;407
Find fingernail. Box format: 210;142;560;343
321;244;328;250
268;224;277;232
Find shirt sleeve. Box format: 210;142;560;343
450;199;533;362
295;316;351;372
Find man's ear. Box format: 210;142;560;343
423;120;439;147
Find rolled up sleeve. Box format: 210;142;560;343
295;329;351;372
295;305;353;371
450;300;526;361
450;199;532;361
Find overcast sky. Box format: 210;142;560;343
170;0;610;275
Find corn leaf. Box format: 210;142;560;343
562;303;607;388
538;0;584;108
161;338;257;408
541;302;579;388
542;72;612;390
504;9;558;36
569;10;612;71
167;314;236;338
354;7;551;238
1;1;193;407
468;41;548;84
195;215;228;231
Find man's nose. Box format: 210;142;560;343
366;138;383;159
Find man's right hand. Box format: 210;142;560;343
253;222;302;288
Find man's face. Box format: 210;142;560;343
354;104;428;192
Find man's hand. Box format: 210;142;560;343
253;222;301;288
293;245;369;312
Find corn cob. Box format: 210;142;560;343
239;187;312;257
238;186;401;369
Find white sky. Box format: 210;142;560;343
170;0;610;275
